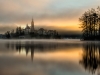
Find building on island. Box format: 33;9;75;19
24;18;34;34
4;18;61;39
31;18;34;32
24;24;30;34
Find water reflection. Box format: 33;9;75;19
6;42;35;61
5;41;81;61
80;42;100;74
0;40;98;75
5;41;100;74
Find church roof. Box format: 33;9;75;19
25;24;30;29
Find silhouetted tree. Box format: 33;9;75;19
29;32;34;37
10;30;15;38
79;7;100;40
15;27;19;37
5;31;11;39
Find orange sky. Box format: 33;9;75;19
0;0;100;33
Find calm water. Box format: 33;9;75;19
0;39;100;75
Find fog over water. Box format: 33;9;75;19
0;39;99;75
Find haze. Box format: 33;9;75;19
0;0;100;34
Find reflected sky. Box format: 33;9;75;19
0;39;99;75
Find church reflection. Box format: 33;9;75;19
5;41;81;61
5;41;76;61
80;43;100;74
6;42;35;61
5;41;82;63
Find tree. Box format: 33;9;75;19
29;32;34;37
15;27;19;37
79;7;100;40
15;27;24;37
5;31;11;39
10;30;14;38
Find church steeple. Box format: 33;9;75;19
31;18;34;32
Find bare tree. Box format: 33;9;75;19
79;7;100;40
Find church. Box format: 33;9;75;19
24;18;34;34
5;18;60;39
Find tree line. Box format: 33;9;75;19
5;27;61;39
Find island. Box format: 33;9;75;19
4;18;61;39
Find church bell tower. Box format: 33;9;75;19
31;18;34;32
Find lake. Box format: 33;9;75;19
0;39;99;75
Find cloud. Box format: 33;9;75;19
0;25;17;34
0;0;100;33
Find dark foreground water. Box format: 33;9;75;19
0;39;100;75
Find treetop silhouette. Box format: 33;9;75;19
79;6;100;40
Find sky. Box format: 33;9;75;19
0;0;100;34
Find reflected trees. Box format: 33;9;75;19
80;43;100;74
